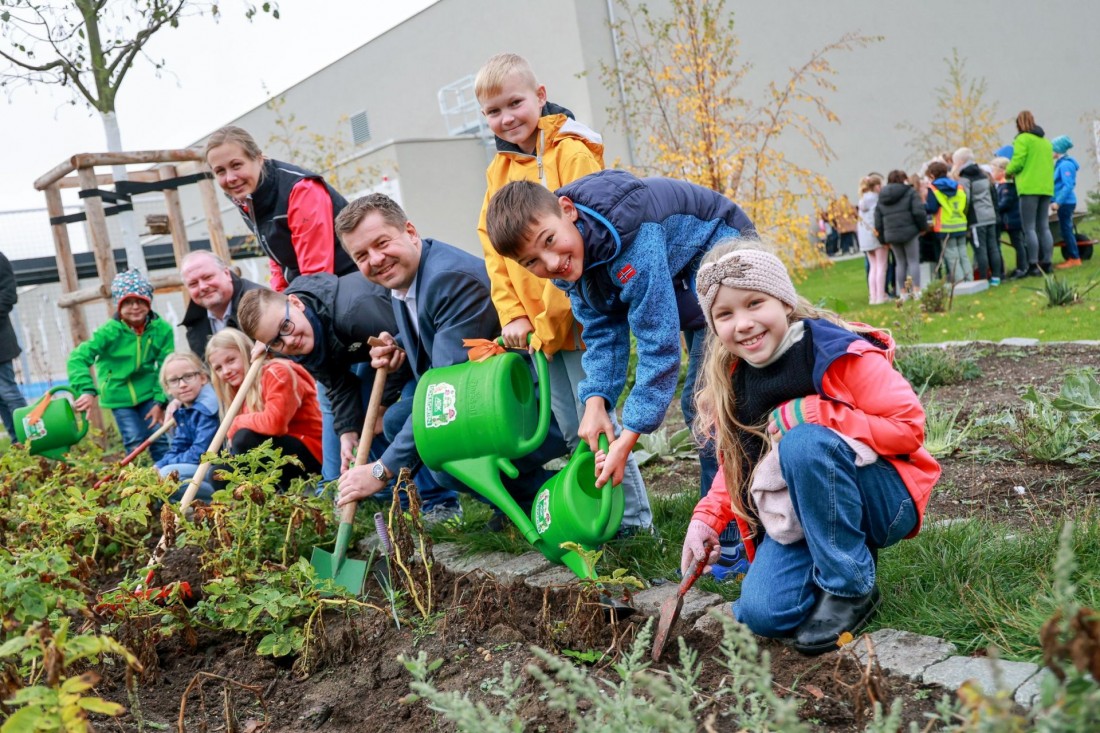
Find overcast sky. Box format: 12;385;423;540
0;0;437;211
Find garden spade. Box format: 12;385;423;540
146;354;267;570
652;557;709;662
93;418;176;489
310;361;388;595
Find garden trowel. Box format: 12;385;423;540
310;362;388;595
652;557;708;662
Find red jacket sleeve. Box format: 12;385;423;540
268;258;288;292
287;179;336;277
692;468;736;534
230;362;302;438
800;349;926;457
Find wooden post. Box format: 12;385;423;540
43;186;89;346
160;165;192;306
196;176;232;265
75;165;119;316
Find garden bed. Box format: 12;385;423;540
4;341;1098;731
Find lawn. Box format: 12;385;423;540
795;244;1100;344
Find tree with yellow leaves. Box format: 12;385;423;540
899;49;1007;165
600;0;878;275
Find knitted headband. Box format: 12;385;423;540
696;249;798;332
111;268;154;307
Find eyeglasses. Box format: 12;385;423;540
167;371;203;388
266;300;296;352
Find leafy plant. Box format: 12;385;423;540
924;401;974;458
1011;386;1099;463
896;347;981;388
1050;369;1100;425
632;427;697;466
1026;274;1100;307
0;619;141;732
918;277;951;314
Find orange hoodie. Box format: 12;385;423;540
230;359;323;464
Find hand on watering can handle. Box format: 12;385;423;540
74;394;97;413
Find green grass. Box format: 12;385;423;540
796;244;1100;344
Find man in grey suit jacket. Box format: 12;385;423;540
328;194;566;514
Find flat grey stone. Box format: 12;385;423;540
845;629;957;681
950;280;989;296
927;517;973;529
1013;669;1052;708
630;585;721;624
524;565;580;589
1070;340;1100;346
922;655;1039;695
693;603;734;635
999;337;1041;346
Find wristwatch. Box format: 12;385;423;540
371;461;387;481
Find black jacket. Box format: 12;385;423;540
181;272;267;359
0;251;21;363
286;273;408;436
874;183;927;245
236;160;357;286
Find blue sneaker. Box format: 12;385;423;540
710;544;750;582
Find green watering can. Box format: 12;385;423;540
13;386;90;460
412;346;624;580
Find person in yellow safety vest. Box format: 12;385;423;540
924;161;972;283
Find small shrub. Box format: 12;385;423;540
896;347;981;388
1027;274;1100;307
919;277;950;313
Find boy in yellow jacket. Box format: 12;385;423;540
475;53;652;534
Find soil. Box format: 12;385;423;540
89;342;1097;731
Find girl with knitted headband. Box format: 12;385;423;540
669;239;940;655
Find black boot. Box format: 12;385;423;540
1026;265;1044;277
792;585;881;656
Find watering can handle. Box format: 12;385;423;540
594;433;617;531
495;336;552;457
35;386;91;442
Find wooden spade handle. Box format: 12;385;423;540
340;363;390;525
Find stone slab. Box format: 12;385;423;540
999;337;1041;347
524;565;580;589
950;280;990;296
1013;669;1052;709
845;629;957;681
630;585;721;624
692;603;734;635
431;545;553;583
921;655;1039;696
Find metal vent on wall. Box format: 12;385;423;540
350;111;371;145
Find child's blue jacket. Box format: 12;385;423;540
553;169;754;434
156;383;220;468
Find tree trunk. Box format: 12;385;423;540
100;111;148;274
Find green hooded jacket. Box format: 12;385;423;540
67;314;173;408
1004;132;1054;196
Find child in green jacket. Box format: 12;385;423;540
67;269;174;461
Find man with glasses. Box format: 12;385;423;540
179;251;266;358
237;272;461;519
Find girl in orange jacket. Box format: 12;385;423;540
664;240;939;655
206;328;323;490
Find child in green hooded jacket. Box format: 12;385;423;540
67;269;173;461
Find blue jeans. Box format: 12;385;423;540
970;224;1003;280
112;399;169;463
1057;203;1080;259
683;327;735;544
159;463;214;504
315;380;341;484
734;424;917;638
547;348;653;530
0;360;26;440
375;378;458;512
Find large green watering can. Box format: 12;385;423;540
13;386;90;460
412;346;624;580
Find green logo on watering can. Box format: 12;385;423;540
533;490;551;534
424;382;457;428
22;418;47;441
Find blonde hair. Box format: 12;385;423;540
159;352;208;393
474;52;538;101
858;174;883;194
692;238;882;533
205;329;265;415
990;156;1010;170
203;125;263;162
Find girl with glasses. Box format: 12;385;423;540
156;353;220;503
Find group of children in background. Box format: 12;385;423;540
824;110;1083;305
57;51;943;655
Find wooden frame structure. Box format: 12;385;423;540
33;149;232;346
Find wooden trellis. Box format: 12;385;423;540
33;149;232;346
